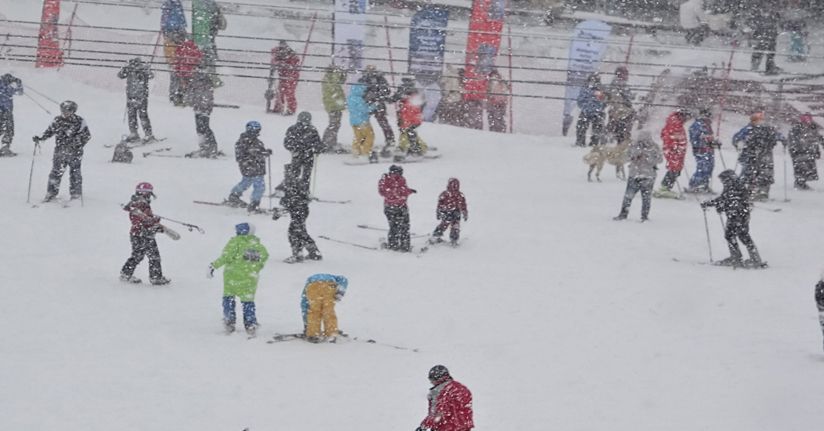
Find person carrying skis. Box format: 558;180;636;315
396;85;428;160
361;65;395;154
786;112;823;190
300;274;348;343
321;65;347;152
687;108;719;193
270;41;300;115
347;81;377;159
279;175;322;263
656;109;691;198
33;101;91;202
733;111;782;201
226;121;271;212
208;222;269;336
486;69;510;133
0;73;23;157
417;365;474;431
614;131;664;222
120;182;171;285
378;165;416;252
430;178;468;246
160;0;187;103
171;38;203;106
575;73;606;147
281;112;323;193
700;170;763;268
118;57;155;143
816;276;824;351
186;63;220;158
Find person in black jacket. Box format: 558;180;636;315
733;113;783;201
33;100;91;202
185;65;219;158
816;277;824;351
226;121;271;213
117;57;155;143
701;170;763;267
279;112;323;194
748;7;781;75
360;66;395;152
279;175;321;263
0;73;23;157
786;113;824;190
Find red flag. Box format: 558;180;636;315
36;0;63;68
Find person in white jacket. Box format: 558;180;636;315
680;0;709;45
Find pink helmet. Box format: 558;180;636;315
135;182;154;195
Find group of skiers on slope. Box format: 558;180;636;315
575;67;636;149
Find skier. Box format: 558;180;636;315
575;73;606;147
378;165;416;252
192;0;226;86
117;57;155;143
160;0;187;103
321;65;347;152
208;222;269;336
486;69;510;133
679;0;709;45
733;111;782;201
417;365;474;431
120;182;171;285
270;41;300;115
700;170;763;268
656;109;691;198
0;73;23;157
614;131;664;222
33;101;91;202
816;276;824;351
687;108;719;193
186;64;220;158
281;112;323;193
605;66;635;146
430;178;468;246
784;4;808;62
226;121;272;212
786;113;823;190
279;176;322;263
300;274;348;342
347;81;377;159
360;65;395;154
171;38;203;106
396;86;428;160
748;7;781;75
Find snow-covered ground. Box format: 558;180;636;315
2;2;824;430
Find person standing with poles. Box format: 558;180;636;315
280;112;323;194
700;170;764;268
225;121;271;213
33;101;91;202
0;73;24;157
378;165;416;252
118;57;156;143
120;182;172;285
815;276;824;352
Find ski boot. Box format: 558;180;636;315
283;253;304;264
449;238;459;247
715;256;742;267
0;145;16;157
613;212;628;221
225;193;247;208
305;336;324;344
306;248;323;261
379;141;394;158
42;193;58;203
150;276;171;286
247;200;264;214
428;236;444;245
124;132;140;143
224;321;236;334
653;186;680;199
245;324;257;337
120;273;142;284
369;151;379;163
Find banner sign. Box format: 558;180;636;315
407;5;449;82
333;0;367;71
462;0;505;101
563;20;611;118
36;0;63;68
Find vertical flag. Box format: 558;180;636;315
36;0;63;68
562;20;611;134
462;0;505;101
333;0;367;71
407;5;449;82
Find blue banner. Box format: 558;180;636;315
407;5;449;81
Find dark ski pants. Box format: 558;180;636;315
47;151;83;198
288;210;318;256
619;176;654;219
195;113;218;155
576;112;604;147
752;38;778;73
384;204;411;252
322;110;342;150
433;211;462;241
0;108;14;146
661;169;681;189
487;102;507;133
689;152;714;190
285;157;314;193
126;99;153;137
121;234;163;280
223;296;257;328
724;217;759;261
374;104;395;145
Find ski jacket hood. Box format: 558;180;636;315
447;178;460;192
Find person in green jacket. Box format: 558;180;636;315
208;222;269;336
321;65;347;152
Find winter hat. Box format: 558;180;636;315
235;222;255;236
297;111;312;125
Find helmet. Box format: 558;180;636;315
60;100;78;114
135;182;155;197
235;222;254;235
428;365;450;383
246;121;262;134
698;108;712;118
297;111;312;124
389;165;403;175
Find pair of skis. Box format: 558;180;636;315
671;257;768;269
266;332;418;352
103;136;167;149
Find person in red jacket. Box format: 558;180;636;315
397;88;427;159
430;178;468;246
657;109;691;198
120;182;170;285
378;165;416;252
172;39;203;106
270;41;300;115
418;365;474;431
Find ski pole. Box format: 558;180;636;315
23;84;59;105
702;208;713;263
23;92;53;116
26;142;39;203
158;215;205;234
267;155;273;210
311;153;318;197
783;146;790;202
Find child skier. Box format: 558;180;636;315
120;182;172;285
300;274;348;343
347;81;377;160
396;86;428;161
226;121;272;212
700;170;763;268
208;223;270;336
0;73;23;157
430;178;468;246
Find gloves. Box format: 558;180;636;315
410;189;417;194
32;136;41;143
207;264;215;279
264;148;273;156
335;293;343;302
700;202;708;209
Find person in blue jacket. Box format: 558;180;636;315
0;73;23;157
687;108;719;193
575;73;606;147
300;274;348;343
348;82;378;161
160;0;187;104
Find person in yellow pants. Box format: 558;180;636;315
347;81;377;158
352;124;375;156
301;273;348;343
